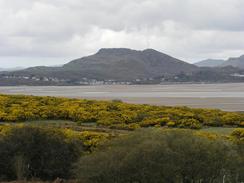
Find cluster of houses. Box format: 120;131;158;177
0;73;179;85
0;75;134;85
78;79;132;85
231;73;244;77
1;75;67;82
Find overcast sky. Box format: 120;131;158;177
0;0;244;68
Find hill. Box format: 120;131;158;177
1;48;244;85
195;55;244;69
194;59;225;67
62;48;197;80
221;55;244;69
0;48;198;85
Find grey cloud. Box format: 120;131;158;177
0;0;244;67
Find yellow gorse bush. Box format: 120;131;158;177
0;125;109;151
0;94;244;129
230;128;244;141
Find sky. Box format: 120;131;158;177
0;0;244;68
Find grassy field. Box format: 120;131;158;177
0;120;130;136
200;127;237;135
1;120;240;137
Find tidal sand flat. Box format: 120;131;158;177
0;83;244;111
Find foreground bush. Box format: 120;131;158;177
230;128;244;181
0;126;83;181
74;129;243;183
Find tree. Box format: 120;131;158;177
0;126;83;181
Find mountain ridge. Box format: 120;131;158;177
1;48;244;85
194;59;226;67
61;48;198;80
195;55;244;69
221;55;244;69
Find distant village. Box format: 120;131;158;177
1;74;137;85
1;71;244;86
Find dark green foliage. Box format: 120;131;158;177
0;126;83;181
230;128;244;181
74;129;243;183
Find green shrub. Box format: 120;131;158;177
231;128;244;141
74;129;242;183
177;118;201;129
0;126;83;181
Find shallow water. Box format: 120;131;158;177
0;83;244;111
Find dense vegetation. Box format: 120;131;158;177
0;126;82;180
75;129;244;183
0;94;244;182
0;125;243;182
0;94;244;130
231;128;244;141
0;125;109;181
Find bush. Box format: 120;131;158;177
0;126;83;181
177;118;201;129
231;128;244;141
1;94;244;128
74;129;242;183
139;119;161;127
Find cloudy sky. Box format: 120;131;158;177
0;0;244;68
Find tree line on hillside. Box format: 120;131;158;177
0;95;243;129
0;126;243;182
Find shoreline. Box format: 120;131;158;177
0;83;243;111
